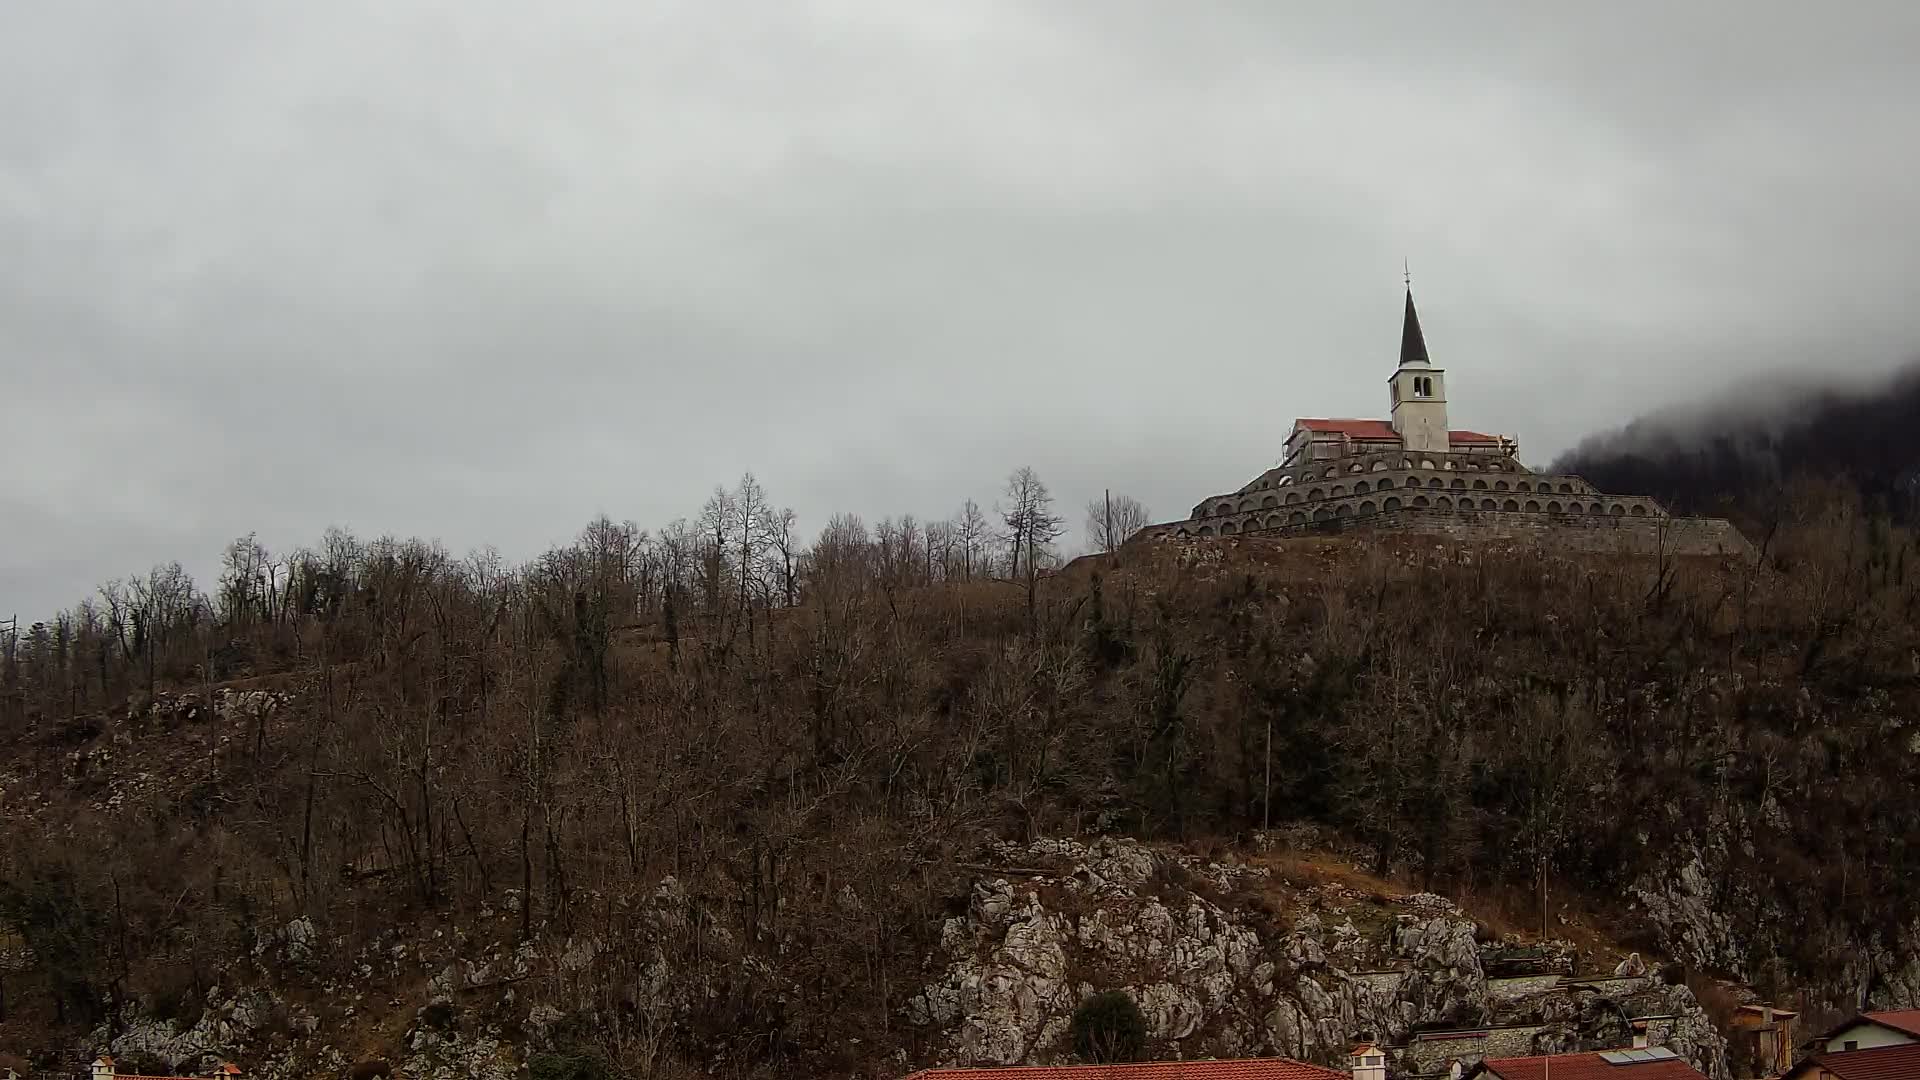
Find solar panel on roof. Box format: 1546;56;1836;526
1598;1047;1680;1066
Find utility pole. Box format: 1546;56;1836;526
1540;860;1550;941
1263;715;1273;835
1104;489;1113;554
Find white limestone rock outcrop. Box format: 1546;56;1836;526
908;838;1503;1069
910;837;1730;1078
94;987;279;1072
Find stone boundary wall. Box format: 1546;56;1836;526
1310;507;1750;558
1563;974;1660;998
1486;973;1568;1003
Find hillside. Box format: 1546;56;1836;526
4;485;1920;1079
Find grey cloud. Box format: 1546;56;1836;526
5;1;1920;617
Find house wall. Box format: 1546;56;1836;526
1822;1023;1914;1052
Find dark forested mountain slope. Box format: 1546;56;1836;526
1554;361;1920;527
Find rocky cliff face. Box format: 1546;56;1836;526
1630;795;1920;1015
907;838;1728;1078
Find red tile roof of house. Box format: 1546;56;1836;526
1476;1051;1706;1080
1292;418;1503;444
1800;1043;1920;1080
93;1058;241;1080
900;1058;1347;1080
1863;1008;1920;1037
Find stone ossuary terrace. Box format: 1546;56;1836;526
1135;287;1748;557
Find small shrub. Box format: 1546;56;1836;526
528;1052;610;1080
419;1002;459;1031
1071;990;1147;1064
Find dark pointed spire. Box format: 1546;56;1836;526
1399;286;1430;367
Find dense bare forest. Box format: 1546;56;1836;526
4;455;1920;1077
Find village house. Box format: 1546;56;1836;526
1461;1048;1708;1080
1774;1009;1920;1080
1398;1011;1683;1078
1728;1003;1799;1078
1806;1009;1920;1053
89;1057;240;1080
1780;1041;1920;1080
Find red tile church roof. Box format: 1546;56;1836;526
1295;418;1399;439
1293;418;1503;444
901;1059;1346;1080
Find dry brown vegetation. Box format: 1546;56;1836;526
2;469;1918;1076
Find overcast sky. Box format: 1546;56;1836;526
5;2;1920;619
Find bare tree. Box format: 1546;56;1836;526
954;499;990;581
925;519;954;582
219;533;274;629
1000;467;1065;631
1085;491;1152;553
762;506;803;607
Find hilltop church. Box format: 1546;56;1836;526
1135;289;1749;556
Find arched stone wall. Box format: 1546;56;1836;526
1182;451;1665;535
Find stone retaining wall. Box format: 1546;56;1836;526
1145;507;1752;559
1486;973;1567;1003
1401;1024;1562;1075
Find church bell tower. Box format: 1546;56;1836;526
1389;286;1450;454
